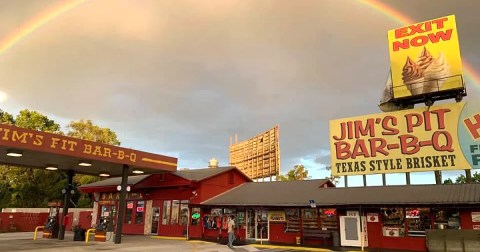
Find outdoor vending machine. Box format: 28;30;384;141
94;216;111;242
43;202;62;239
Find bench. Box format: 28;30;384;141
302;229;331;245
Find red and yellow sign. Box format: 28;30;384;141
268;211;286;222
330;102;480;176
388;15;463;98
0;123;177;171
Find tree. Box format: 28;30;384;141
324;165;340;185
66;119;121;207
444;172;480;184
278;164;311;181
67;119;120;145
0;110;65;208
0;109;14;124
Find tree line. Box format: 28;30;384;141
0;109;120;209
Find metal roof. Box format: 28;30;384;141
201;182;480;207
78;175;150;188
174;166;240;181
79;166;248;189
201;179;333;206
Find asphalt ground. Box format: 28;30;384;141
0;232;413;252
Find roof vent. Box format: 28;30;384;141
208;158;218;168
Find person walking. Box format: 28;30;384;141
227;215;235;249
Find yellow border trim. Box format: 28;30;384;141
141;158;177;167
151;236;187;240
252;244;332;252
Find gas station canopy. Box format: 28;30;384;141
0;123;177;176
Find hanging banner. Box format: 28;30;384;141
388;15;463;98
330;102;480;176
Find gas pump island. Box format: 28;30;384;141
43;202;62;239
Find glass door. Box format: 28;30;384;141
151;207;160;234
246;209;255;239
255;209;268;240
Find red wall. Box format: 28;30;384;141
198;170;249;202
460;209;480;229
0;211;93;233
269;223;299;244
0;212;48;232
364;211;426;252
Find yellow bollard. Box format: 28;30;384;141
33;226;44;240
85;228;96;243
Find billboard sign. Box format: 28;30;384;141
330;102;480;176
229;126;280;180
388;15;463;98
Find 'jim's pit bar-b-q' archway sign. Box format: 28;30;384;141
0;123;177;171
329;102;480;176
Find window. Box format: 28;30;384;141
434;209;460;229
162;200;171;225
382;208;405;237
406;208;431;237
191;207;200;225
319;208;338;230
180;200;189;225
135;201;145;224
125;201;134;224
171;200;180;224
301;208;318;229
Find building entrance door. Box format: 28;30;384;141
340;211;361;247
246;209;269;240
255;209;268;240
246;209;255;239
151;207;160;234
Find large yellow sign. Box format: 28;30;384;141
388;15;463;98
330;102;480;176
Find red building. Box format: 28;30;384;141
81;167;480;251
79;166;251;236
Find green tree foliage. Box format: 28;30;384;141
0;110;64;208
0;109;14;124
66;119;121;207
278;164;311;181
444;172;480;184
67;119;120;145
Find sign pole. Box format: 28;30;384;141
115;164;129;244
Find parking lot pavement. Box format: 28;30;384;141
0;232;260;252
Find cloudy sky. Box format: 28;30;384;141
0;0;478;186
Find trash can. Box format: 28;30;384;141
332;231;340;247
296;236;301;245
73;228;86;241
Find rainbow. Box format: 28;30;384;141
358;0;480;89
0;0;86;56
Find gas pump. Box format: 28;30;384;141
43;202;62;239
94;216;111;242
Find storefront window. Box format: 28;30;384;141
162;200;171;225
406;208;431;236
285;208;300;232
434;209;460;229
125;201;134;224
180;200;189;225
301;208;318;229
382;208;405;237
135;201;145;224
319;208;338;230
191;207;200;225
171;200;180;224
